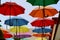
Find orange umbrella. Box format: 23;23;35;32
30;7;58;18
33;33;51;37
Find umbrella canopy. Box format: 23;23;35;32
27;0;58;6
33;28;52;33
14;34;31;38
0;2;25;16
16;32;30;35
0;28;9;33
31;19;54;27
33;34;51;37
0;28;13;38
35;37;47;40
10;26;30;33
3;33;13;38
52;17;58;24
30;7;58;18
4;18;28;26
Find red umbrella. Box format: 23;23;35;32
31;19;54;27
3;33;13;38
0;28;13;38
0;2;25;16
52;17;58;24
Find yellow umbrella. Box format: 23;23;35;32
35;37;47;40
10;25;30;33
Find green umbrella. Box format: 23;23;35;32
27;0;59;6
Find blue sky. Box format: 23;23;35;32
0;0;60;29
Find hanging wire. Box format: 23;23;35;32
39;4;45;40
6;0;12;30
16;19;17;38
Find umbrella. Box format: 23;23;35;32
29;7;58;18
0;2;25;16
14;34;31;38
35;37;47;40
4;18;28;26
31;19;54;27
3;33;13;38
27;0;58;6
33;28;52;33
52;17;58;24
0;28;13;38
33;34;51;37
10;26;30;33
0;28;9;33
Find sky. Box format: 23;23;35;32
0;0;60;29
0;0;60;40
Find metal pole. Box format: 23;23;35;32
0;0;1;5
53;11;60;40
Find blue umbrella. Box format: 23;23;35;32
33;28;52;33
4;18;29;26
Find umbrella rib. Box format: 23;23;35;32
30;10;39;17
12;5;17;15
34;10;41;17
47;9;54;16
